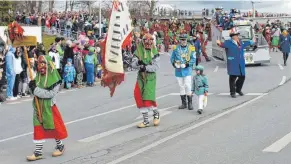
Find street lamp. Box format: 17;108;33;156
251;0;261;18
99;0;102;38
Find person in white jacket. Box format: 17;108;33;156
13;47;23;98
48;44;61;70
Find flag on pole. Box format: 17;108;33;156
101;0;133;97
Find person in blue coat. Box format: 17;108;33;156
171;33;196;110
5;45;17;101
279;30;291;66
216;27;255;98
190;35;202;66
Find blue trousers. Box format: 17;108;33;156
85;63;94;84
6;74;16;97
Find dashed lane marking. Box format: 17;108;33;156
214;66;219;72
279;76;286;86
107;94;268;164
5;101;21;105
79;106;177;143
278;64;284;70
263;131;291;153
0;93;172;143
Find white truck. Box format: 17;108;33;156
212;19;271;65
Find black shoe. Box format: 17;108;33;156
197;109;203;114
236;91;244;96
187;95;193;110
231;94;236;98
206;58;211;62
178;95;187;109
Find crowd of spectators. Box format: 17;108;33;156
14;11;108;40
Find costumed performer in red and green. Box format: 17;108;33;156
27;55;68;161
131;33;160;128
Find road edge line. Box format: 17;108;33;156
106;94;268;164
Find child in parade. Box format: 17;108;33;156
63;58;76;89
192;65;209;114
27;55;67;161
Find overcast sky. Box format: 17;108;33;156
158;0;291;13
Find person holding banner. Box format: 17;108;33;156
27;55;67;161
131;33;160;128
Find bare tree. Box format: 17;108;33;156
38;0;43;13
65;1;68;12
48;0;54;12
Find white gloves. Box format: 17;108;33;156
180;64;186;68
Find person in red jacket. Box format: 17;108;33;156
197;30;211;62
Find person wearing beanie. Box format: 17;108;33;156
84;47;97;86
191;65;208;114
63;58;76;89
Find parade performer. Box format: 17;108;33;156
191;35;202;66
192;65;208;114
263;26;271;50
197;29;211;62
170;33;196;110
216;27;255;98
27;55;67;161
131;33;160;128
164;31;171;52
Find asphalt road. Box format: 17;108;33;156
0;46;290;164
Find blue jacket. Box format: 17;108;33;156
5;46;16;77
279;34;291;53
192;74;208;96
63;64;76;82
170;44;196;77
191;39;201;54
219;39;254;76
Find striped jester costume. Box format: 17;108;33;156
27;55;67;161
131;33;160;128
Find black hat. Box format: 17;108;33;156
55;37;61;43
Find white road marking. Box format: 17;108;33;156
214;66;219;72
0;132;33;143
59;91;66;94
263;131;291;153
107;94;268;164
67;89;77;92
6;101;21;105
279;76;286;86
169;93;214;96
21;98;33;102
0;93;172;143
209;55;219;62
134;106;176;120
79;107;176;143
245;93;266;96
278;64;284;70
218;93;230;95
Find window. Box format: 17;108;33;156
238;26;252;40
